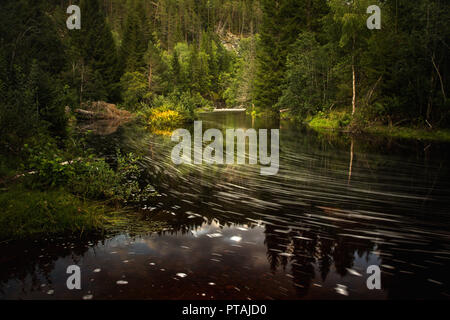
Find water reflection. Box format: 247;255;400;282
1;112;449;299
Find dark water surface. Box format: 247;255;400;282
1;112;450;300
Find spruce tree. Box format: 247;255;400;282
73;0;121;102
254;0;304;113
120;0;151;73
254;0;284;113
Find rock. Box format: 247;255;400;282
219;32;241;52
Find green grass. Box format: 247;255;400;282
366;126;450;142
306;111;351;130
0;185;108;240
305;110;450;142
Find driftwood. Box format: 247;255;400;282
213;108;246;112
75;101;132;120
75;109;96;119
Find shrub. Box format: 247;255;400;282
68;152;157;205
145;106;184;130
22;138;76;188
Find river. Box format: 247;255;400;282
1;111;450;299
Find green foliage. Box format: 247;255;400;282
254;0;328;113
0;1;69;149
277;32;335;117
23;140;76;189
121;71;153;109
69;152;157;205
19;131;156;205
120;0;151;73
223;36;258;108
273;0;449;130
367;126;450;142
308;111;351;130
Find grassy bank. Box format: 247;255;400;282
0;183;168;241
0;185;108;239
365;126;450;141
305;111;450;142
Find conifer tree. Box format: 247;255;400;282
253;0;304;113
72;0;121;102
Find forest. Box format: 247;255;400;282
0;0;449;238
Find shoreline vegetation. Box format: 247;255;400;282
0;133;159;241
299;110;450;142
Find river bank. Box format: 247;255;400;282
0;126;160;241
303;110;450;142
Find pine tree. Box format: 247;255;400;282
72;0;121;102
144;41;169;96
170;48;183;90
253;0;305;113
120;0;151;73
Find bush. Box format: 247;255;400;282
68;152;157;205
22;138;76;188
22;139;156;206
146;108;183;129
307;111;352;130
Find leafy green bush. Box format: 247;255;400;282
22;138;156;206
68;152;157;205
307;111;352;130
22;139;76;188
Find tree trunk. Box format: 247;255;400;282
431;55;447;101
148;64;153;89
352;37;356;116
80;62;84;106
352;58;356;115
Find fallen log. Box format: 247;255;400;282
75;109;96;119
